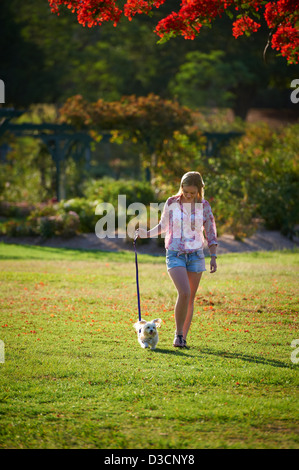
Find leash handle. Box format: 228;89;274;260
133;234;142;322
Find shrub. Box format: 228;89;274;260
255;174;299;237
38;216;58;239
0;201;35;218
83;177;156;207
1;220;36;237
60;198;97;232
32;212;80;239
82;177;157;233
207;123;299;239
60;211;81;238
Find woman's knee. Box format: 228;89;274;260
178;288;191;302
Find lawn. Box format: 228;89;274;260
0;242;298;449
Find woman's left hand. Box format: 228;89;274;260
210;257;217;273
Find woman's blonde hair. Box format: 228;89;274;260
176;171;205;202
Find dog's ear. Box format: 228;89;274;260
152;318;162;328
133;320;147;330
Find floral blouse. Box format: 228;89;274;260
160;195;217;252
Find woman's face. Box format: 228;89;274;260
181;185;198;202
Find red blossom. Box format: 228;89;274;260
232;16;261;38
272;25;299;63
48;0;299;63
124;0;166;20
264;0;298;28
49;0;122;26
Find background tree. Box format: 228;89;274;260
48;0;299;64
1;0;297;116
168;50;261;118
0;2;49;107
58;93;204;182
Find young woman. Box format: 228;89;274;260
137;171;217;348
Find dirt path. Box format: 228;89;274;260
1;229;298;256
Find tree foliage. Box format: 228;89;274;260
206;122;299;238
58;93;201;179
1;0;297;116
48;0;299;64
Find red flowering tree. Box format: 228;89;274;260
48;1;298;64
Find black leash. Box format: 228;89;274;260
133;234;142;322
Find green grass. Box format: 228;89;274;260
0;242;298;449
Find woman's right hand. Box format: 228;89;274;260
135;228;148;239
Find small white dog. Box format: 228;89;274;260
133;318;162;350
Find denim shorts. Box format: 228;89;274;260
166;249;206;273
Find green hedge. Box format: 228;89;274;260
0;178;156;239
1;124;298;241
204;123;299;239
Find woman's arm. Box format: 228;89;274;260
203;200;218;273
209;243;217;273
136;198;169;239
209;243;217;256
137;222;162;238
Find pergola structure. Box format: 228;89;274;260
203;131;243;157
0;108;243;198
0;108;92;201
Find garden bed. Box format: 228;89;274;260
0;229;297;256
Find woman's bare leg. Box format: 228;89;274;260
183;271;202;340
168;267;190;335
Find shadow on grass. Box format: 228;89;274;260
0;241;162;263
152;347;194;357
200;346;292;369
0;242;132;261
151;345;293;368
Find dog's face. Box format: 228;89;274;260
134;318;162;338
143;322;158;338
